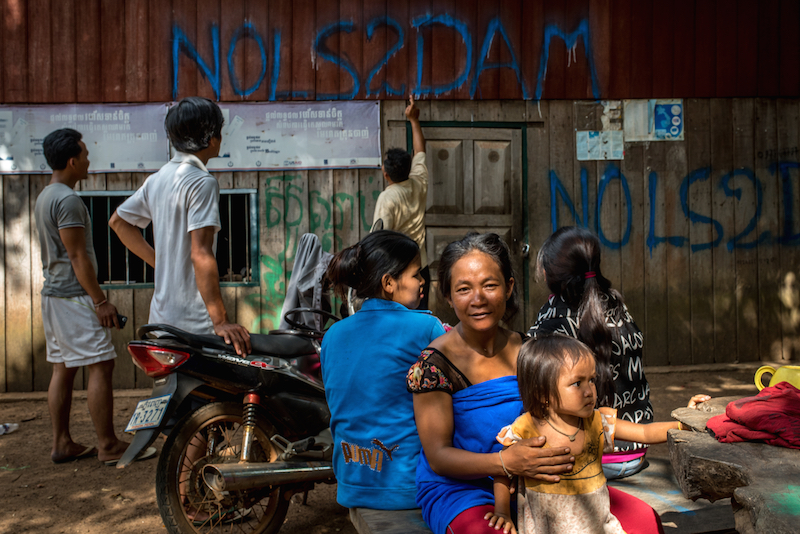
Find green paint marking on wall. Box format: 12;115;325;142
255;171;370;331
252;254;286;333
310;191;332;234
775;485;800;515
358;191;371;231
333;193;355;231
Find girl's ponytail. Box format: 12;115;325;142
577;271;615;404
325;244;363;298
538;226;626;405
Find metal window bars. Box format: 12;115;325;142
78;189;257;286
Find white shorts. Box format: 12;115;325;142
42;294;117;368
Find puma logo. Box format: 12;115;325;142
340;439;400;472
371;439;399;461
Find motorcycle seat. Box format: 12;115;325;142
248;333;317;357
138;324;318;358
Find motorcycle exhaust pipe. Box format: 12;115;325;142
203;461;334;492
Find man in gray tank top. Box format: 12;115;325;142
35;129;133;464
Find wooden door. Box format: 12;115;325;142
421;127;524;330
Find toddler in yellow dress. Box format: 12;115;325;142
487;334;709;534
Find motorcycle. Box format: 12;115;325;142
117;306;339;534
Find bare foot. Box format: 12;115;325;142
51;442;97;463
96;440;129;463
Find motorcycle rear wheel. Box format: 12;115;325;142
156;401;290;534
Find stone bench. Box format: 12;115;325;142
350;507;432;534
669;396;800;534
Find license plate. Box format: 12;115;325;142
125;394;171;433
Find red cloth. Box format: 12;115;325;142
608;486;665;534
447;490;665;534
447;505;496;534
706;382;800;449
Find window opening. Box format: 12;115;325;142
78;189;257;287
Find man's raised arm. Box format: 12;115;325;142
407;95;425;155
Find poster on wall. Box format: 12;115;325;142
576;131;624;161
0;103;170;173
208;101;382;171
623;99;684;142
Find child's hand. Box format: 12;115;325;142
687;394;711;408
484;511;517;534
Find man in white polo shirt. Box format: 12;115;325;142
110;97;250;355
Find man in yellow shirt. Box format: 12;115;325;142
373;96;430;309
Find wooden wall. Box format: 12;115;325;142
1;0;799;105
526;98;800;368
4;98;800;391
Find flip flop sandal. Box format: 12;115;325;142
103;446;157;467
52;445;97;464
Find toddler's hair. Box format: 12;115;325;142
518;334;596;420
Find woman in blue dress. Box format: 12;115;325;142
407;232;665;534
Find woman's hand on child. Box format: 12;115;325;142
503;436;574;482
485;511;517;534
687;394;711;408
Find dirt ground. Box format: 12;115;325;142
0;367;760;534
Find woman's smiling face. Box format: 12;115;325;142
447;250;514;331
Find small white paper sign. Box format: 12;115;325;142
576;131;624;161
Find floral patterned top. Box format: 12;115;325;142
406;347;472;395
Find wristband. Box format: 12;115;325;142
94;299;107;308
498;449;512;479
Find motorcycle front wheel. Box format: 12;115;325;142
156;401;290;534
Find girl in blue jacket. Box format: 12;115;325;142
321;230;446;509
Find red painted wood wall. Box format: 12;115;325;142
2;0;798;104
